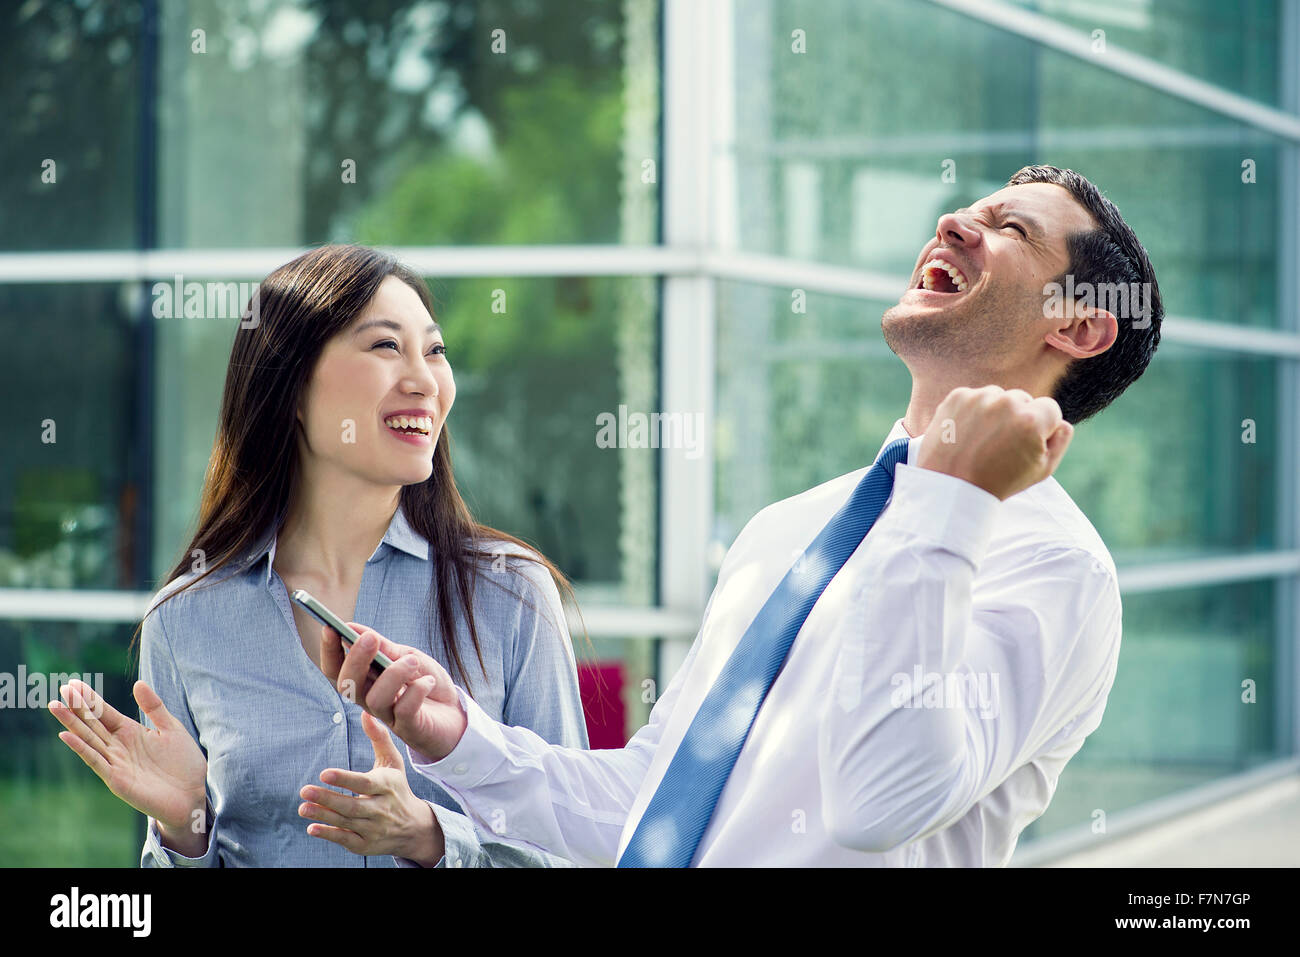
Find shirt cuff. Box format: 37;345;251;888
142;803;218;868
883;462;1001;566
393;801;476;868
406;685;508;791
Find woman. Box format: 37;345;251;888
48;244;590;866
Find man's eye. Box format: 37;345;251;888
1003;222;1027;237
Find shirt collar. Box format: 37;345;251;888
244;503;430;588
877;417;920;467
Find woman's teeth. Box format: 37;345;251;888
384;415;433;434
920;259;969;293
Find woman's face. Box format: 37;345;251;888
296;275;455;488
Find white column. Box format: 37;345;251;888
657;0;728;681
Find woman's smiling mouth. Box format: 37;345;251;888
383;413;433;444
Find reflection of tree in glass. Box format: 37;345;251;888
333;1;633;583
303;0;626;245
0;1;142;250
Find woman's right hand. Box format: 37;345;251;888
49;679;209;852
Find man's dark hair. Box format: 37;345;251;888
1007;165;1162;424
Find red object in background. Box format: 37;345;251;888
577;662;627;748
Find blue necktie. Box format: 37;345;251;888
617;437;911;867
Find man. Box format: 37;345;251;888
321;165;1162;866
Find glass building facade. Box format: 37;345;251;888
1;0;1296;865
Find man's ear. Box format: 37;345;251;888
1044;303;1118;360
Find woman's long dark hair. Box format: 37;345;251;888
133;243;587;696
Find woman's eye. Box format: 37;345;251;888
373;339;446;356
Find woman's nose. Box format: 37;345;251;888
401;366;438;397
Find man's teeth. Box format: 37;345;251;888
384;415;433;434
920;259;969;292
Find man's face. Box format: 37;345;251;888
881;182;1098;376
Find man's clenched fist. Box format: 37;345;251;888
916;385;1073;501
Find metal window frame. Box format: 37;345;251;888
1276;0;1300;772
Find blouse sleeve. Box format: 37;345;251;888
137;596;220;868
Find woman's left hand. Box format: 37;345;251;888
300;711;446;865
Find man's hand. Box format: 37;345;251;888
916;385;1073;501
319;622;468;763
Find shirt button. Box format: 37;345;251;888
332;712;342;724
452;857;463;867
452;763;468;775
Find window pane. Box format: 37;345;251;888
1008;0;1284;108
0;283;147;590
0;620;141;867
714;284;1281;567
1056;344;1279;564
1024;578;1285;842
730;0;1285;327
0;2;143;252
155;0;659;248
713;283;911;564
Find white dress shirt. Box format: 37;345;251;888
409;418;1123;866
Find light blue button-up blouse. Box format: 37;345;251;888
137;504;589;867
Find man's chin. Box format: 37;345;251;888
882;300;953;330
881;298;965;358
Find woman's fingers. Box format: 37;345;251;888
298;799;357;831
55;683;115;752
48;697;103;753
316;767;383;797
361;711;404;769
335;631;382;704
57;729;113;783
70;679;130;734
319;624;346;681
132;680;180;733
304;823;366;853
299;784;371;821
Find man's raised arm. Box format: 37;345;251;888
818;387;1120;852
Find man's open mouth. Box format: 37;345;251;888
916;258;970;294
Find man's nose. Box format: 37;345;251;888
934;211;981;248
